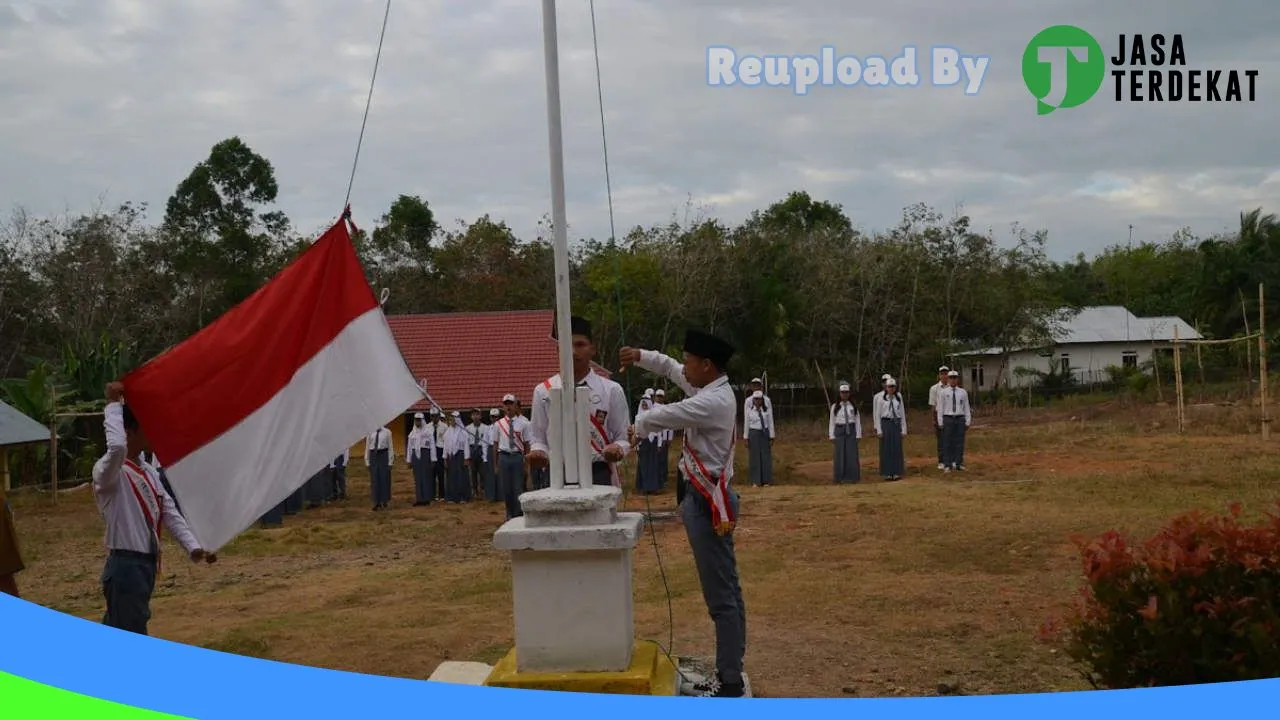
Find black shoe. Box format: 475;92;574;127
696;675;744;698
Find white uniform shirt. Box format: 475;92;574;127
927;381;946;409
331;449;350;468
469;422;490;462
743;400;775;439
828;400;862;440
742;393;772;419
632;351;736;483
443;421;472;458
432;420;448;455
493;414;531;454
873;392;907;436
407;423;434;463
936;385;973;426
528;370;631;461
364;427;395;466
92;403;201;556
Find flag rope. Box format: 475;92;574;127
588;0;687;687
343;0;393;211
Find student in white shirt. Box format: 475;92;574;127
635;391;663;494
652;389;673;489
407;412;435;506
484;408;502;502
743;390;775;487
364;425;395;510
467;409;488;499
874;378;907;481
93;382;215;636
829;382;862;484
493;394;531;519
443;411;472;503
527;316;631;487
927;365;949;470
621;329;748;698
936;370;972;472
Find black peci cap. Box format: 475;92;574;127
683;328;734;370
550;315;593;342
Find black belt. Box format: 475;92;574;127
500;450;523;456
110;549;157;561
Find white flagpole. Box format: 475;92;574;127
541;0;580;489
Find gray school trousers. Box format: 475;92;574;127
682;488;746;685
942;415;968;467
101;550;158;636
498;452;526;520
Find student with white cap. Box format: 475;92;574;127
744;377;772;419
635;389;662;494
928;366;950;470
872;373;892;408
936;370;972;472
407;411;435;506
443;411;472;502
828;381;862;483
493;393;531;518
467;408;488;499
744;389;775;486
653;389;672;489
430;407;448;501
874;377;907;481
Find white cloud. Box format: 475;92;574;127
0;0;1276;259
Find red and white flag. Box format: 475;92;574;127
121;217;421;552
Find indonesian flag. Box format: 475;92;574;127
121;216;422;552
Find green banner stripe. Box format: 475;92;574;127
0;671;193;719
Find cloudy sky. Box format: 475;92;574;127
1;0;1276;261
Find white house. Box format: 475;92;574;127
949;306;1203;391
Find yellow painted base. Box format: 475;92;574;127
483;640;678;696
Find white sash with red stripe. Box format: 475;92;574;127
499;417;526;453
677;423;737;527
123;459;164;565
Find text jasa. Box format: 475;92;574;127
1111;34;1258;103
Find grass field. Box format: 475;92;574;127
9;396;1280;698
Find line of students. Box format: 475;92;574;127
827;366;974;482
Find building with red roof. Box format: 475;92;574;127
350;309;613;456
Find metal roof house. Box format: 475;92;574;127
1;399;51;491
949;306;1203;391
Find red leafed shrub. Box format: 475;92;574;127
1040;503;1280;688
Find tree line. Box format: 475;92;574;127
3;136;1277;434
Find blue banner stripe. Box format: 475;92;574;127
3;593;1278;718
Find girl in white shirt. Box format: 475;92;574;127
828;382;862;484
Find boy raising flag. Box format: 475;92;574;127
619;329;748;698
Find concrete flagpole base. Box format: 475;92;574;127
475;484;677;695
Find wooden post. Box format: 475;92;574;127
49;419;58;504
1242;291;1254;399
1153;344;1164;402
1174;326;1185;434
1261;283;1269;441
1195;319;1205;395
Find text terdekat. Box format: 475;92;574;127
1111;34;1258;102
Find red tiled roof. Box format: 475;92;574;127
386;310;613;413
